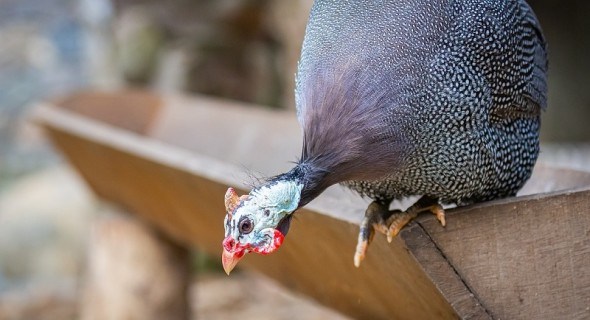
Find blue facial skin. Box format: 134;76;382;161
224;180;302;242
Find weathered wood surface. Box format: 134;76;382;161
415;187;590;320
33;91;590;320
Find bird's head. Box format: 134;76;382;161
222;180;303;274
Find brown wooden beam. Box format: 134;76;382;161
32;91;590;319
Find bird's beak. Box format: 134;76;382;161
222;236;247;275
222;248;243;275
221;229;285;274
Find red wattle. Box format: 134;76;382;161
253;229;285;255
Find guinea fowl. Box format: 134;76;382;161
222;0;548;274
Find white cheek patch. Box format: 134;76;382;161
251;180;303;213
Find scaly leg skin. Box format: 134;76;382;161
353;196;446;268
354;201;397;267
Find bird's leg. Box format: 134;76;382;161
354;200;396;267
353;198;445;267
353;196;446;267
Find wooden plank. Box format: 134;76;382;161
32;91;590;319
401;225;492;320
53;90;163;134
149;94;303;175
418;188;590;320
34;100;459;320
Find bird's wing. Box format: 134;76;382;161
521;1;548;111
490;0;548;123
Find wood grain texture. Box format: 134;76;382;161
418;189;590;320
401;225;492;320
32;91;590;320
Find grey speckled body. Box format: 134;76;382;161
293;0;548;205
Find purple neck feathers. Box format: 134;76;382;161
295;66;412;196
268;67;414;208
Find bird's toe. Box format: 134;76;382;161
385;211;418;243
431;204;446;227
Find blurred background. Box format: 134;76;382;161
0;0;588;319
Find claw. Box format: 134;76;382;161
354;238;367;268
431;204;446;226
354;213;376;268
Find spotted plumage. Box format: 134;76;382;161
221;0;547;272
296;0;547;206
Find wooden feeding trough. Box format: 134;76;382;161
33;90;590;320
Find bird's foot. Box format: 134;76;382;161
353;196;446;268
386;201;445;242
354;201;396;267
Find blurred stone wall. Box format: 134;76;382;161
0;0;314;182
112;0;313;109
0;0;120;180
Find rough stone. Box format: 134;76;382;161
0;166;97;291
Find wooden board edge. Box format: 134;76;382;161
31;98;590;319
415;187;590;319
41;125;461;320
401;224;492;320
30;102;247;190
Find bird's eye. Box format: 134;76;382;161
264;209;270;216
239;218;254;234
